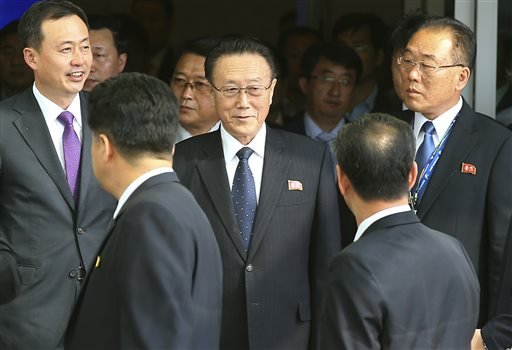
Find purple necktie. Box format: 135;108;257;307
58;111;81;201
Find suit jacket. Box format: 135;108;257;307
174;127;342;350
396;101;512;325
66;172;222;349
0;237;20;304
0;89;116;349
282;113;358;247
482;217;512;349
318;211;480;350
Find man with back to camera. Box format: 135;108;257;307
394;15;512;325
0;1;116;348
173;35;341;350
65;72;222;350
170;36;220;142
83;14;128;92
318;113;479;349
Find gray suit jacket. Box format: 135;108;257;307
318;211;480;350
174;127;342;350
0;89;116;349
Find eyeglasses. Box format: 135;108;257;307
310;75;354;87
171;77;211;94
396;56;465;76
211;80;273;98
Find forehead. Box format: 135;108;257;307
405;28;455;60
212;53;272;82
313;56;355;76
40;15;89;44
175;53;206;73
90;28;115;44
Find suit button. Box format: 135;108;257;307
69;270;78;279
246;264;254;272
77;227;85;235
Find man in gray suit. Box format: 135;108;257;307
0;1;115;348
174;36;341;350
318;113;479;349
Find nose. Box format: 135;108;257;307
328;82;342;96
181;83;194;99
407;63;422;81
236;89;250;108
71;48;85;66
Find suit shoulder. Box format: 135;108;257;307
472;111;512;138
269;126;324;151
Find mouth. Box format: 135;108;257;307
67;71;86;81
180;105;194;112
406;87;421;95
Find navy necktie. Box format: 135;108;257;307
415;121;436;176
232;147;257;252
57;111;81;201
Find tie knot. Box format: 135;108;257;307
317;132;335;143
58;111;75;126
237;147;254;160
421;121;435;135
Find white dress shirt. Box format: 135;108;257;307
413;97;462;150
33;83;82;170
353;204;412;242
113;167;174;219
221;123;266;204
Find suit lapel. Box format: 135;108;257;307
12;90;74;209
195;132;247;259
417;102;478;217
248;128;291;258
77;93;93;212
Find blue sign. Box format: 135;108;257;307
0;0;39;29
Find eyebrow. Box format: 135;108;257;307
59;37;89;46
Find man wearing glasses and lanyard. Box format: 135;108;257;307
395;15;512;327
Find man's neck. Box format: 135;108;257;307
350;78;377;108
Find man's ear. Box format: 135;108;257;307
336;164;351;198
99;133;115;162
408;161;419;190
298;77;308;95
23;48;37;71
456;67;471;91
118;53;128;73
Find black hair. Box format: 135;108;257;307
299;42;363;83
18;0;89;49
88;72;179;159
333;113;415;201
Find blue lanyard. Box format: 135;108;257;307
410;116;458;209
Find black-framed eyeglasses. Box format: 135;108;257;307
171;77;212;94
310;75;354;87
396;56;465;76
211;80;273;98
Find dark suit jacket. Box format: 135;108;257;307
318;211;480;349
174;127;342;350
396;101;512;325
66;172;222;349
482;217;512;349
282;114;357;247
0;89;116;349
0;236;20;304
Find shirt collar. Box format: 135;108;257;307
221;123;266;162
345;86;378;122
353;204;411;242
33;83;82;127
413;97;462;140
304;111;346;139
113;167;174;219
